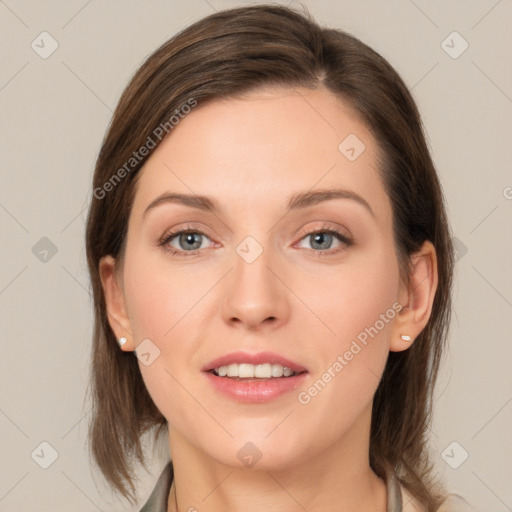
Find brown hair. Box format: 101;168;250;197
85;4;454;509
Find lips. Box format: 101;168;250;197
202;351;307;373
202;351;308;403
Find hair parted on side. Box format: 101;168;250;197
85;4;454;509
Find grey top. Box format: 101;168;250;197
139;461;475;512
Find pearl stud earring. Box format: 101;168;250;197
118;337;127;347
400;334;411;342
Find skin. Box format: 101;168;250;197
100;85;437;512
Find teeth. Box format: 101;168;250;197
283;367;293;377
213;363;298;378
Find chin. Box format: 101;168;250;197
198;431;313;472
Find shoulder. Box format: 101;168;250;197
436;493;480;512
400;485;428;512
401;485;477;512
139;462;174;512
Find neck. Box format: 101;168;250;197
166;407;387;512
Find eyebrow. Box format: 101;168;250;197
143;188;375;218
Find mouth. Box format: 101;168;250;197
208;363;303;379
202;351;308;403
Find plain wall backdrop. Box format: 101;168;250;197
0;1;511;510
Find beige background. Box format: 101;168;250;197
1;1;511;510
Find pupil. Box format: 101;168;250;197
181;232;201;250
312;232;331;250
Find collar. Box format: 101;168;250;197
139;461;403;512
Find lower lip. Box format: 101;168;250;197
203;371;308;403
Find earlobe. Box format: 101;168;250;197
390;241;438;352
99;255;134;351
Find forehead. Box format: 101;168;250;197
131;86;390;224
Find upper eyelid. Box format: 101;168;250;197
295;223;352;239
159;226;213;245
161;223;349;238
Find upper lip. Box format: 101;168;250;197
203;351;308;373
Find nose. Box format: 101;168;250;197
221;242;290;331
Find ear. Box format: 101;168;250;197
99;255;134;351
390;240;438;352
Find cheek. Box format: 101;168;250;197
122;243;203;341
121;245;211;424
296;244;399;413
303;242;400;351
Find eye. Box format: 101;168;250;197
295;227;353;255
159;227;214;256
158;225;353;257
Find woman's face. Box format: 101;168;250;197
112;86;408;469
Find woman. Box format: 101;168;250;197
86;4;476;511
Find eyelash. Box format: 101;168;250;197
158;224;353;257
